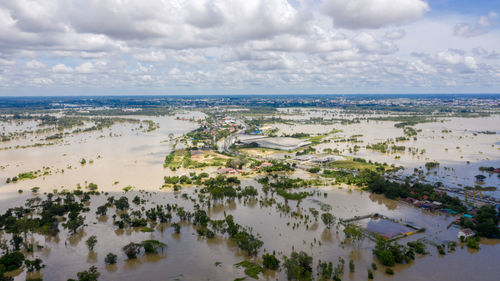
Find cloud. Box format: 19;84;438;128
321;0;429;29
247;26;353;53
51;64;72;73
248;55;295;70
26;60;45;68
437;50;464;65
0;58;16;65
454;12;498;37
184;1;225;29
140;75;152;81
353;32;398;54
437;49;478;72
0;0;499;95
133;51;166;62
385;30;406;40
75;62;95;73
31;77;53;86
320;50;359;62
472;47;499;59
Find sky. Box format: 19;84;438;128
0;0;499;96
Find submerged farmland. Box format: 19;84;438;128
0;96;499;281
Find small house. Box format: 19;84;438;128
457;228;475;239
217;168;236;174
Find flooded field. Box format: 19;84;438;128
0;181;499;280
0;107;499;281
270;110;500;198
0;115;201;193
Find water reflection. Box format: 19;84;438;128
87;251;98;263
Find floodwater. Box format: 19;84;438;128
0;115;201;192
0;111;499;281
272;111;500;198
354;218;413;239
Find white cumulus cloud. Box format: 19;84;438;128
321;0;429;29
51;64;72;73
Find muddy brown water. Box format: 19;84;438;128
1;185;499;281
0;113;499;281
272;114;500;197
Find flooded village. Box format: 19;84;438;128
0;95;499;281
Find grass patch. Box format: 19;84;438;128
141;227;154;232
141;239;167;253
123;185;134;192
18;171;37;180
276;189;313;200
308;135;327;145
235;261;264;279
327;160;378;171
325;157;399;172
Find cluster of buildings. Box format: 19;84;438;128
216;116;239;133
402;197;447;211
216;162;274;174
216;167;241;175
159;95;500;109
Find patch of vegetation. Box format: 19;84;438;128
104;253;117;265
235;261;264;279
67;266;100;281
366;142;388;153
373;238;415;267
425;162;440;169
283;251;313;281
262;253;280;270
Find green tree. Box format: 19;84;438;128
343;225;364;247
172;222;181;234
104;253;117;265
24;258;44;272
321;213;334;229
85;236;97;251
64;214;85;234
0;251;25;272
349;259;355;272
114;196;129;210
95;205;107;216
233;231;263;256
262;253;280;270
123;242;141;259
283;251;313;281
68;265;100;281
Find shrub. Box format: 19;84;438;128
68;266;100;281
123;242;141;259
0;251;25;271
104;253;117;265
24;258;45;272
262;253;280;270
466;238;480;250
368;269;374;279
85;235;98;251
283;251;312;281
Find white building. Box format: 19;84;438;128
457;228;475;239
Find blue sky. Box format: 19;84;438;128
429;0;498;15
0;0;499;96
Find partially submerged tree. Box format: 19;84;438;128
85;235;98;252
